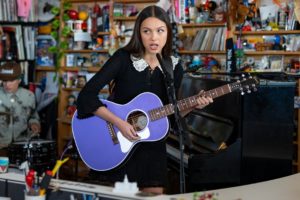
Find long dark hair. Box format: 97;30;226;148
123;5;173;58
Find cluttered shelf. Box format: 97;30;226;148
67;0;109;3
0;21;38;26
179;22;226;28
35;67;56;71
243;51;300;56
178;50;226;54
63;49;109;53
97;31;110;35
0;59;35;62
60;66;102;72
233;30;300;35
115;0;158;3
113;16;137;21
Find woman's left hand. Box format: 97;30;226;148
195;90;213;109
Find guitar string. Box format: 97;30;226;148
125;80;256;123
125;96;198;122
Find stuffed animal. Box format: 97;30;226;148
229;0;250;24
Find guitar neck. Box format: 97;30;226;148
149;83;234;121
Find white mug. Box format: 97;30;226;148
66;20;83;33
66;20;74;30
73;20;84;33
0;157;9;173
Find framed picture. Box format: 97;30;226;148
76;75;87;88
36;35;56;66
269;55;284;71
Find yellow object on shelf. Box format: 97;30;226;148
38;24;52;34
78;11;88;21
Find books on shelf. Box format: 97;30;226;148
0;25;36;61
0;0;38;22
1;25;24;60
188;27;226;51
24;27;36;60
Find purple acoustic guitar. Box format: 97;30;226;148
72;76;258;171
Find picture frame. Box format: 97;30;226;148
36;35;56;66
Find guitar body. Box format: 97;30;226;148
72;92;169;171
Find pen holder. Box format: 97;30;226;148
0;157;9;173
24;194;45;200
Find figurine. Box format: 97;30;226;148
76;75;86;88
66;94;77;117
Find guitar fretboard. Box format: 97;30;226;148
148;83;236;121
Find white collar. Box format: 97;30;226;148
130;54;179;72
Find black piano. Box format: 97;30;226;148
166;73;295;193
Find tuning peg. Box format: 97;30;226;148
247;89;251;93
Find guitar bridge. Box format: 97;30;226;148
107;122;119;144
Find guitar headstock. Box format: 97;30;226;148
230;74;259;95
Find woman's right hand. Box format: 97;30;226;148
93;106;141;141
115;119;140;141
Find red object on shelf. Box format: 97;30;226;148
242;25;252;31
68;10;79;20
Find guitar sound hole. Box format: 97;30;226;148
127;111;148;132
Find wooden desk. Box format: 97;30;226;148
1;171;300;200
0;171;140;200
149;173;300;200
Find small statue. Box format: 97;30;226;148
76;75;86;88
66;94;77;117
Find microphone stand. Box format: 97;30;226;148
156;54;186;193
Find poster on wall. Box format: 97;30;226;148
36;35;56;67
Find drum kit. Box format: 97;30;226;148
8;139;57;175
0;111;59;175
0;110;58;174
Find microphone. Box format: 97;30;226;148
156;53;174;80
156;53;165;75
156;53;163;65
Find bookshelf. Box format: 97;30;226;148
55;0;111;179
175;0;300;174
231;0;300;173
0;0;38;85
175;1;228;72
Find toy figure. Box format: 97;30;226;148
76;75;86;88
66;94;77;117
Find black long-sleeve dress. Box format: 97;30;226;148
76;48;183;188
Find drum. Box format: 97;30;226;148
8;139;57;174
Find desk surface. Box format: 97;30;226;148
1;171;300;200
0;171;140;200
152;173;300;200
